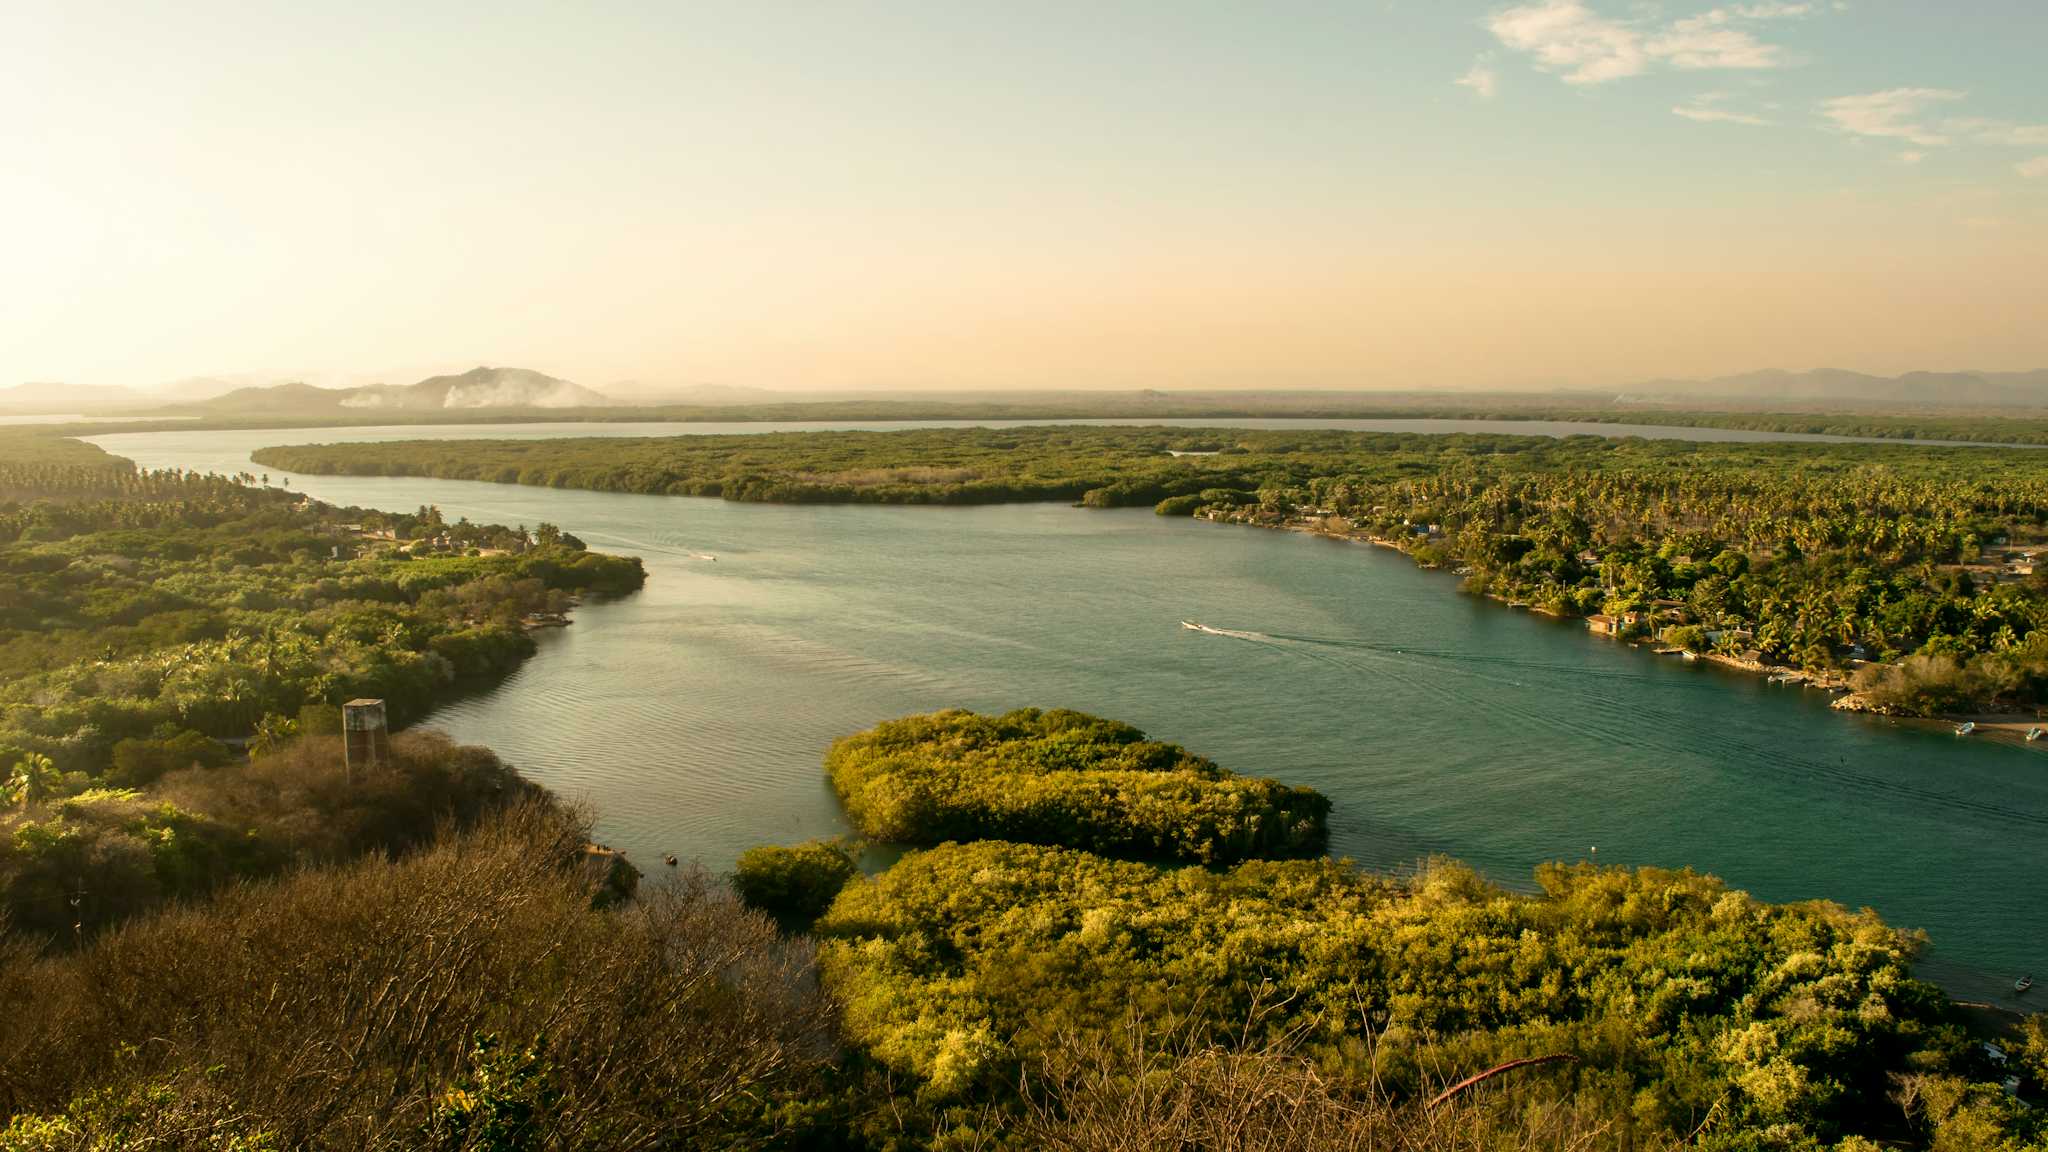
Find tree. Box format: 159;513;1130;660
6;752;58;810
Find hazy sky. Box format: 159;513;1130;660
4;1;2044;392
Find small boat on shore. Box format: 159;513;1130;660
1955;722;1976;736
2028;727;2044;742
2018;974;2034;994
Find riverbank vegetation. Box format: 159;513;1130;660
0;440;643;941
824;708;1328;863
0;463;642;766
261;426;2048;714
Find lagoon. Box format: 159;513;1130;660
92;422;2048;1003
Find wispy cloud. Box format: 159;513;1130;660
1819;88;1965;147
1489;1;1645;84
1948;117;2048;149
1487;1;1816;85
1455;57;1500;100
1648;10;1787;71
2019;156;2048;180
1821;90;2048;170
1672;91;1775;126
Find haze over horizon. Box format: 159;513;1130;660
5;1;2044;393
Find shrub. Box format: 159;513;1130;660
0;802;834;1149
815;839;1965;1142
823;708;1328;864
732;838;861;920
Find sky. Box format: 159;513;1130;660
2;1;2044;393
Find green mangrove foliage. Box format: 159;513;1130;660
731;837;861;920
257;426;2048;712
824;708;1329;863
814;839;2025;1147
0;471;642;786
0;442;642;939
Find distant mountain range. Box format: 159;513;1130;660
0;367;611;415
1625;368;2048;407
6;365;2048;418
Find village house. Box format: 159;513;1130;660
1586;614;1621;636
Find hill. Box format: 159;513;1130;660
1630;367;2048;407
183;366;610;417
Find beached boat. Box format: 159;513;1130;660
2028;727;2044;742
1954;722;1976;736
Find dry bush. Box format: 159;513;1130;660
1016;1016;1654;1152
0;799;834;1150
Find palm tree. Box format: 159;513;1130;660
7;753;58;810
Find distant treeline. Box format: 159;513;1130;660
37;390;2048;445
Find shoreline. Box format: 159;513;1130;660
1257;515;2044;740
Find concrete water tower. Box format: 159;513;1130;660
343;699;390;778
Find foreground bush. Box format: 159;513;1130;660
824;708;1328;863
0;730;531;941
1017;1018;1668;1152
0;801;835;1150
815;839;2004;1145
732;838;861;920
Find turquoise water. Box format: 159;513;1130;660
92;424;2048;1003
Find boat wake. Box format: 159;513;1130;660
1180;620;1270;641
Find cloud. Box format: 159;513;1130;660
1820;88;1965;147
1648;10;1786;71
1455;58;1500;99
1488;1;1814;85
1818;90;2048;182
1488;1;1645;84
1947;117;2048;149
1672;92;1775;126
